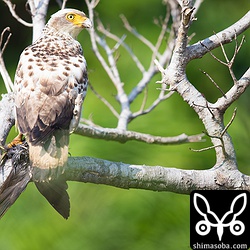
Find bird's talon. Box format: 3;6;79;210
7;134;24;149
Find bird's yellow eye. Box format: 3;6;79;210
66;14;75;20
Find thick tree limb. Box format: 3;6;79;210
28;0;50;42
0;92;204;149
66;157;250;193
155;3;249;169
186;11;250;61
214;68;250;111
0;0;249;212
0;93;15;147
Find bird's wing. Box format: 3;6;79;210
14;50;75;145
0;143;31;218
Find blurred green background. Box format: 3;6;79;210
0;0;249;249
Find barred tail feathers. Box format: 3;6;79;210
29;129;69;182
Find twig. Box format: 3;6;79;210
3;0;33;27
199;69;226;98
80;117;102;128
190;144;222;152
192;0;204;16
131;91;174;120
127;7;174;103
86;0;176;130
200;41;226;65
120;14;161;58
85;0;100;8
191;101;216;118
88;83;119;119
236;35;245;54
139;87;148;113
154;59;165;75
194;108;237;156
215;68;250;111
61;0;68;9
0;28;14;93
202;34;245;86
86;3;121;86
202;130;221;140
186;11;250;61
0;27;12;55
75;123;205;145
96;19;145;73
217;34;238;84
86;0;131;130
221;108;237;136
149;4;170;66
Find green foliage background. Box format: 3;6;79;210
0;0;249;249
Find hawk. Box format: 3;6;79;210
0;9;91;219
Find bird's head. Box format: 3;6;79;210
47;9;92;39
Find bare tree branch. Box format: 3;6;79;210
0;0;249;203
28;0;50;42
0;27;13;93
155;2;249;170
88;83;119;118
0;93;15;147
97;19;145;73
61;0;68;9
214;68;250;111
86;0;177;131
120;14;161;58
65;156;250;192
199;69;226;97
3;0;33;27
186;10;250;61
75;124;204;145
131;90;175;120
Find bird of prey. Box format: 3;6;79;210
0;8;91;219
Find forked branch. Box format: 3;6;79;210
0;27;13;93
3;0;33;27
0;0;249;197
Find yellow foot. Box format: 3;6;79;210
7;133;24;148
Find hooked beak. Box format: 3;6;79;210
82;17;92;29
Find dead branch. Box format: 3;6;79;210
155;2;250;169
27;0;50;42
3;0;33;27
186;10;250;61
199;69;226;97
221;108;237;137
86;0;177;131
0;28;13;93
214;68;250;111
0;93;15;147
88;83;119;118
75;123;204;145
0;0;249;203
66;156;250;192
131;91;175;120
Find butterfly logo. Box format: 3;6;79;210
193;192;247;241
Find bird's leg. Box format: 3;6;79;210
7;133;24;148
1;133;25;164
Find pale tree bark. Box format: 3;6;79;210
0;0;249;197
